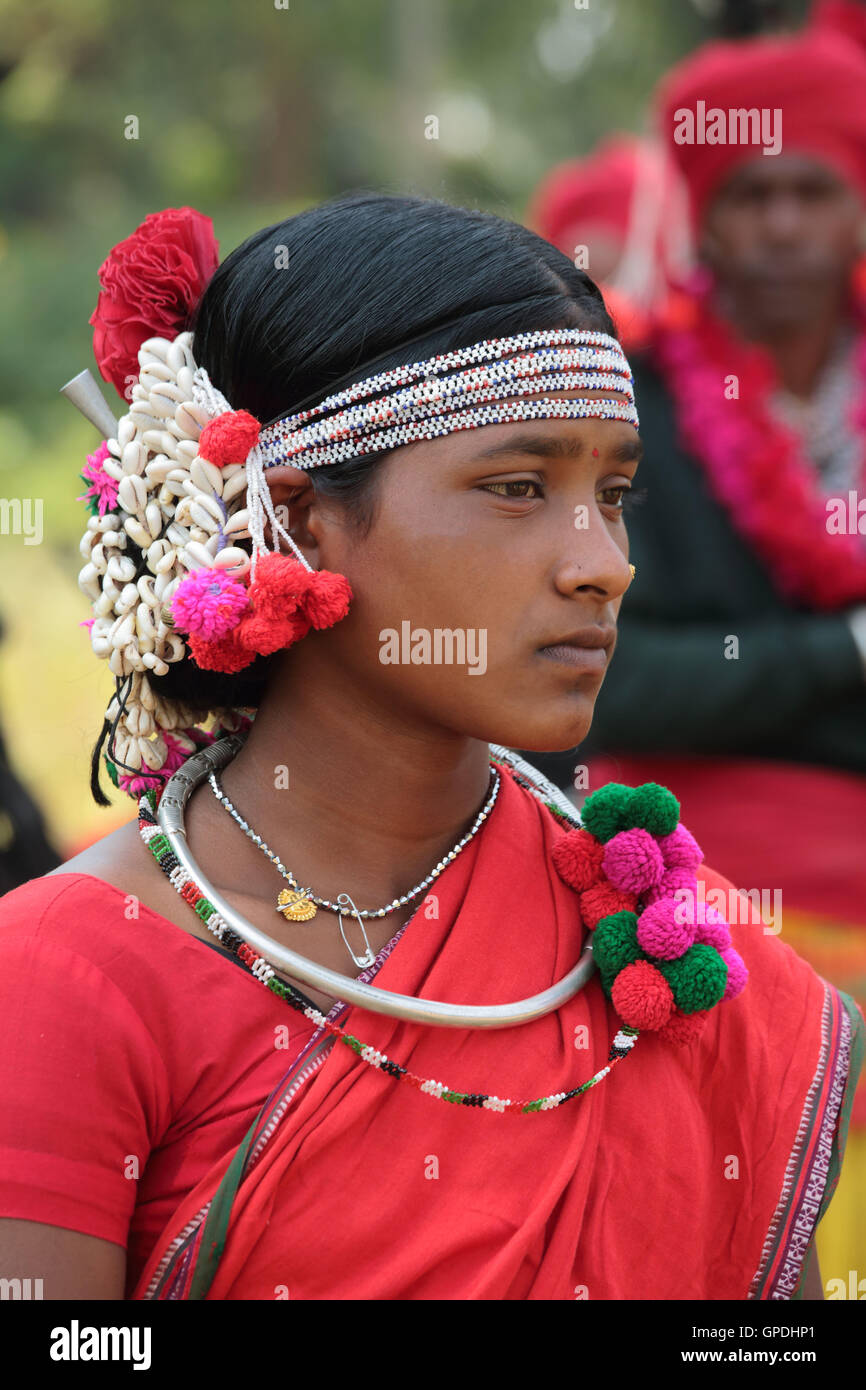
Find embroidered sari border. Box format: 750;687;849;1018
748;983;864;1299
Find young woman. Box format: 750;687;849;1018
0;193;860;1301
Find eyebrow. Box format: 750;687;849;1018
471;431;644;466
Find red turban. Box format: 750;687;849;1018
527;136;646;251
655;27;866;229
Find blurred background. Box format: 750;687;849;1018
5;0;866;1289
0;0;810;858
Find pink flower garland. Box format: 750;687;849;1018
649;266;866;611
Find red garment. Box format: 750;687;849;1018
0;768;861;1300
0;873;304;1300
655;27;866;229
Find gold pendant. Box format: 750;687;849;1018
277;887;318;921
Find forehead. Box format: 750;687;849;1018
434;385;642;464
714;153;851;197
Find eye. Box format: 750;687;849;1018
481;479;544;499
597;484;648;515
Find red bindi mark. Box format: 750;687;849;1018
592;448;599;457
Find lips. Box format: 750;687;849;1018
538;626;615;653
537;626;615;673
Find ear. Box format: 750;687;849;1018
260;464;319;557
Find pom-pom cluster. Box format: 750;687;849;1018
552;782;748;1046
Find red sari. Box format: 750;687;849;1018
132;765;863;1300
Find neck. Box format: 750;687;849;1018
208;646;494;911
711;282;850;398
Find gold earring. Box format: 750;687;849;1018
629;564;636;580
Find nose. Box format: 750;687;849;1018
552;503;631;600
761;191;807;243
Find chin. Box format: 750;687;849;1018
479;704;596;755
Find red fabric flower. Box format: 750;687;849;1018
198;410;262;466
89;207;219;400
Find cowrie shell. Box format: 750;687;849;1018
121;441;147;476
167;340;190;372
179;400;211;430
124;517;152;550
144;540;169;569
100;456;125;482
145;502;164;539
184;541;215;569
166;522;190;547
90;542;106;570
140;336;173;363
78;563;101;600
155;547;179;574
118;417;136;447
176;365;195;397
147;390;181;419
101;529;122;547
118;475;148;514
139;736;167;771
132;418;164;440
175;438;199;464
223;509;250;535
191;495;223;527
137;575;159;606
119;582;139;611
139;362;174;387
211;546;250;578
144;457;174;485
190;458;224;496
221;472;248;505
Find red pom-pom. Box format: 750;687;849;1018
579;880;638;930
655;1007;711;1048
303;569;354;628
610;960;674;1030
198;409;262;466
187;626;255;674
551;828;605;893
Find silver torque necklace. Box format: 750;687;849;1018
207;765;501;969
155;733;596;1029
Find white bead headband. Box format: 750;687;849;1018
255;328;638;472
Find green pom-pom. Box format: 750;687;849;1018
658;944;727;1014
104;755;119;788
626;783;680;837
592;911;643;992
580;782;633;843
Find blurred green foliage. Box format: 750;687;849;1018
0;0;811;849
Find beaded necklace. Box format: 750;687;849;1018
137;753;747;1112
137;757;640;1114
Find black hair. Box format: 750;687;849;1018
89;190;617;804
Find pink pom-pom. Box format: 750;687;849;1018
643;866;698;907
719;945;748;1001
602;827;665;895
657;822;703;873
694;910;732;952
551;828;605;893
171;568;250;640
198;409;261;466
636;896;696;959
611;960;674;1030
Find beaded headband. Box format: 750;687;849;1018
68;211;638;801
